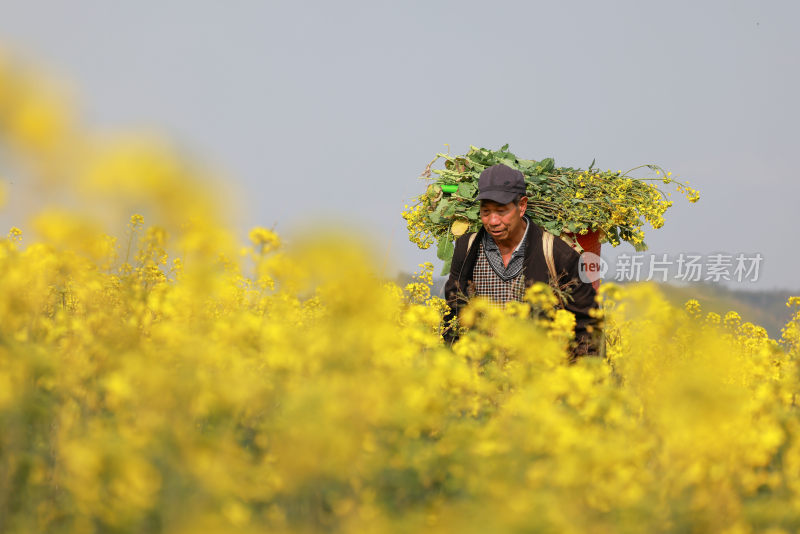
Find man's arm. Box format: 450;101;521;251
547;238;603;360
563;257;603;359
441;233;475;345
441;269;460;344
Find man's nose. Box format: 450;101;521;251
487;213;501;225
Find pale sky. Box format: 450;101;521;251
2;0;798;289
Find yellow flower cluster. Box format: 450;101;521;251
404;261;435;304
553;168;678;249
664;172;702;204
3;48;800;534
7;224;797;534
248;226;280;251
401;202;434;250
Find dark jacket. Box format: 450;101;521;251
442;222;602;359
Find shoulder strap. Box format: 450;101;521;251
467;232;478;253
542;231;558;282
453;232;480;289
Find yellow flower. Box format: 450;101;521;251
248;226;281;251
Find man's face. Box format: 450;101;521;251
479;197;528;244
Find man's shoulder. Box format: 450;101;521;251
524;219;543;239
449;229;483;275
454;231;475;245
550;233;583;266
527;221;581;265
454;229;481;251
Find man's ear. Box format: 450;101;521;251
518;195;528;215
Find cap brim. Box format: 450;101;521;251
476;190;519;205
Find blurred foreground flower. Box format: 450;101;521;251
1;47;799;534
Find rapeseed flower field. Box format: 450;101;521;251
2;52;800;534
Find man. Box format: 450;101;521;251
442;163;602;360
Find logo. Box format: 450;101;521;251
578;252;608;284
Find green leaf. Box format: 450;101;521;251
498;157;516;168
468;148;494;166
500;143;509;151
544;221;561;233
466;205;480;220
437;236;455;262
539;158;555;173
457;182;477;198
516;159;536;172
440;256;453;276
426;184;442;199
